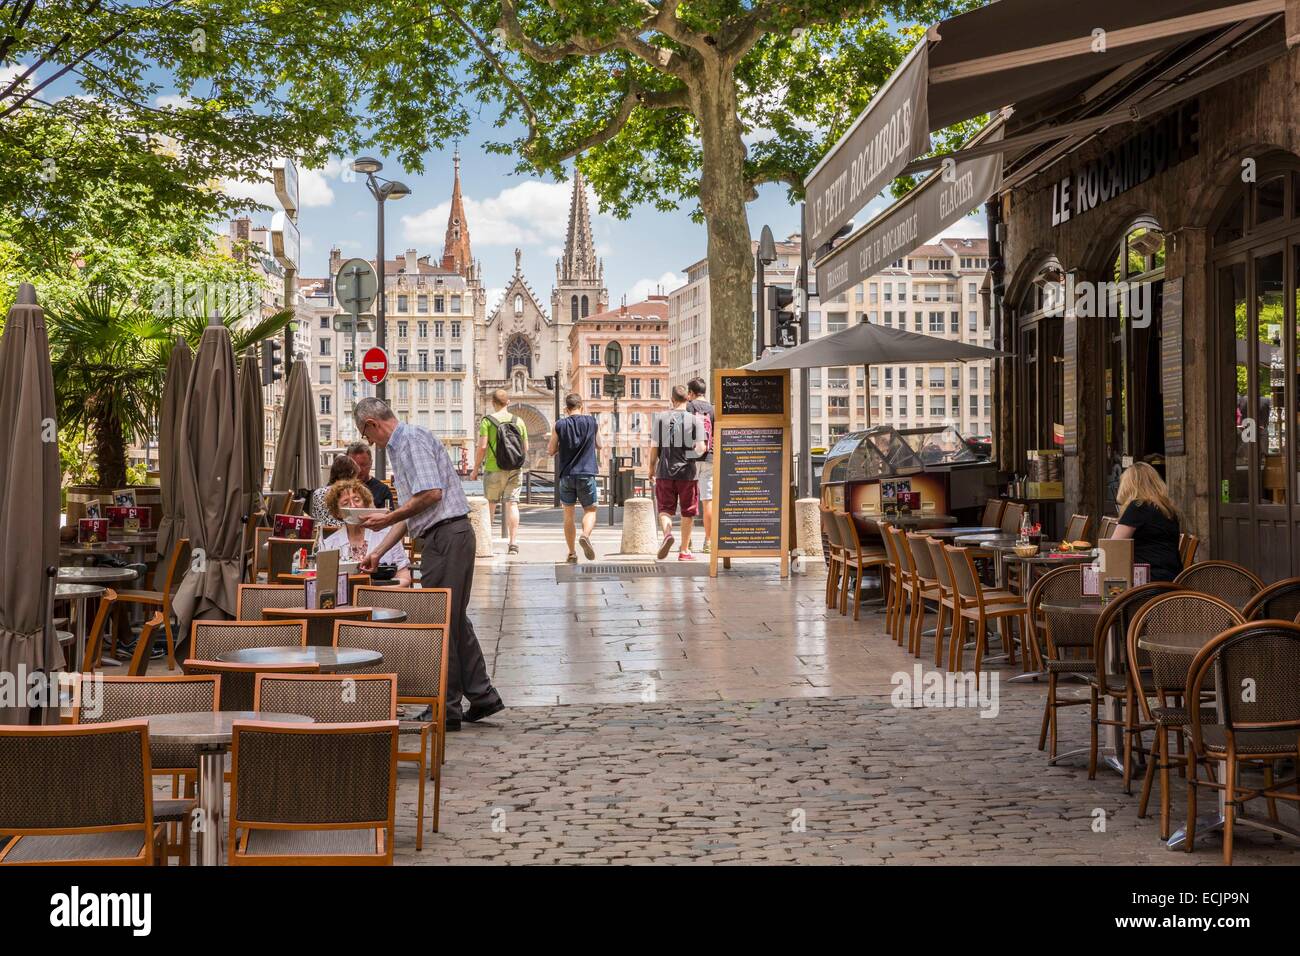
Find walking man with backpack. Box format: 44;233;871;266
648;384;707;561
472;389;528;556
685;376;715;553
548;392;603;563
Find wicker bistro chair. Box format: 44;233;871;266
1179;532;1200;567
241;510;265;582
353;585;452;629
1085;583;1183;791
266;537;306;582
71;674;218;865
1127;592;1245;841
125;613;166;677
333;620;449;847
110;536;190;670
1064;514;1091;542
250;526;273;582
191;619;307;660
1099;516;1118;540
236;583;305;621
944;545;1029;687
904;532;942;658
1244;577;1300;620
980;498;1006;529
820;507;846;610
0;720;164;866
263;606;372;647
835;512;887;622
78;587;119;673
1184;621;1300;864
1028;565;1091;761
254;673;397;724
1173;560;1264;610
228;720;399;866
999;501;1026;535
180;660;320;712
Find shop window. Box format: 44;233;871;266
1257;176;1286;226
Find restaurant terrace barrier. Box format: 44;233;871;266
466;496;494;558
795;498;823;558
619;497;657;556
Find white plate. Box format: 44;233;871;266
341;507;387;526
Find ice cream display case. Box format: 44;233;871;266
819;424;1000;541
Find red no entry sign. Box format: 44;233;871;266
361;346;388;385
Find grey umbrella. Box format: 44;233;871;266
270;359;320;492
0;285;61;723
238;350;265;517
154;337;193;586
171;319;247;636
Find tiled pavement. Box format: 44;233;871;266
385;557;1299;864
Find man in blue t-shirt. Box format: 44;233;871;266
548;392;604;562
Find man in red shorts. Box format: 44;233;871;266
647;384;707;561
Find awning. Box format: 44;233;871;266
804;0;1283;253
816;123;1004;303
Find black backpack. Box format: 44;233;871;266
660;411;697;480
490;414;527;471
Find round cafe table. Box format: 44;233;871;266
866;514;959;529
146;711;313;866
55;582;105;672
953;532;1017;547
56;565;138;586
990;542;1093;590
924;525;1003;540
59;542;129;564
261;605;406;646
217;646;383;673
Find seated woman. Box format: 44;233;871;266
309;454;360;524
320;479;412;587
1109;461;1182;582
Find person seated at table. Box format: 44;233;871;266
1110;461;1182;581
308;455;360;524
321;479;412;586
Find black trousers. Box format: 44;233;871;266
419;516;495;718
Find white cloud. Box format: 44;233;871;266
223;176;279;209
0;64;33;89
298;167;335;207
401;178;601;249
155;94;192;110
627;271;684;302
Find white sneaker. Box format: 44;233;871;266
657;533;675;560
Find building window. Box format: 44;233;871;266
581;295;589;317
452;380;461;400
589;343;601;365
434;380;444;401
589;377;601;398
319;394;331;414
649;379;661;399
450;321;461;339
506;335;532;377
418;350;428;372
319;338;330;356
397;321;408;339
571;296;579;321
913;313;923;332
649;344;661;364
397;350;408;372
630;344;641;365
435;295;445;312
433;350;444;372
419;380;428;401
318;365;331;385
319;315;329;329
417;294;429;312
630;378;641;398
928;312;943;333
397;295;408;312
450;349;462;369
450;295;462;312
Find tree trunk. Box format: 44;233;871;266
691;62;755;372
92;399;128;489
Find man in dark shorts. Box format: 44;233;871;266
548;392;603;563
685;377;715;553
648;385;706;561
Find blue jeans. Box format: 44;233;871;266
559;475;599;508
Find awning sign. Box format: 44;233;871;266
805;42;931;254
815;128;1003;302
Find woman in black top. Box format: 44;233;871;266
1110;462;1182;581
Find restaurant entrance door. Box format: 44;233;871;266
1209;158;1300;580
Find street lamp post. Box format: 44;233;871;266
351;156;410;481
755;225;777;361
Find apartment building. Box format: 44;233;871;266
567;295;670;476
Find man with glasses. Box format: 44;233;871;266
354;397;504;731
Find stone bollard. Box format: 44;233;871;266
620;496;658;556
466;495;495;558
795;497;823;558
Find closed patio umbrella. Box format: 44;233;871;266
171;319;247;636
154;337;192;585
238;350;265;517
270;358;319;492
0;284;62;723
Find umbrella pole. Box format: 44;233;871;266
864;364;872;428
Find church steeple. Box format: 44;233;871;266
560;167;600;284
441;149;473;277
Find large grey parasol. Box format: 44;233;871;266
238;350;265;518
171;319;247;636
270;358;320;492
747;320;1010;370
154;337;193;586
0;285;62;723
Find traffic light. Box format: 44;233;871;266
261;338;283;385
544;374;556;391
768;286;797;348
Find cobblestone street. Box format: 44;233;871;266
390;558;1299;864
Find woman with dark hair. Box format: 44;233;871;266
308;454;359;524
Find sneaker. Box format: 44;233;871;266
508;544;519;555
657;533;675;560
578;534;596;561
565;553;578;564
702;540;711;553
678;550;695;561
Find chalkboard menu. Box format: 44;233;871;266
1062;306;1078;456
1161;277;1185;456
716;427;784;553
721;374;786;417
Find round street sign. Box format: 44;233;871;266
335;257;378;316
361;346;389;385
604;340;623;375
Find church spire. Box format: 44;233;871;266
441;149;473;277
560;167;599;284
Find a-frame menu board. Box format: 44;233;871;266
709;368;791;579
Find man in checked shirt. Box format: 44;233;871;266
354;397;504;731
